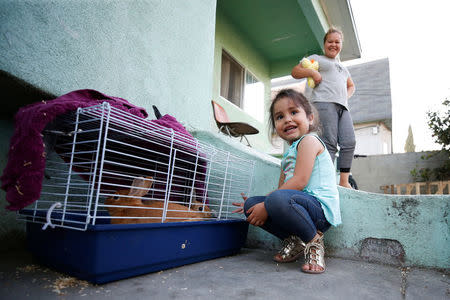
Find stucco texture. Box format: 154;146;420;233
0;0;216;130
327;188;449;268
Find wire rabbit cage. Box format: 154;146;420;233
19;102;255;228
20;102;255;283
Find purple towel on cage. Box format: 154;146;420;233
1;89;149;211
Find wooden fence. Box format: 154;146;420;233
380;180;450;195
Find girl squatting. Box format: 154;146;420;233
233;89;341;274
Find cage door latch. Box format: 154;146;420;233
42;202;62;230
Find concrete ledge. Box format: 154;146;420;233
326;188;449;268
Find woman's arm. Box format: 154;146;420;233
291;63;322;85
347;76;355;99
278;136;323;191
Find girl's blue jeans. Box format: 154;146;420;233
244;189;331;243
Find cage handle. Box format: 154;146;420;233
42;202;62;230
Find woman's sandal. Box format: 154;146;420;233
273;235;306;263
301;233;325;274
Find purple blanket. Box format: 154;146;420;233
1;89;151;211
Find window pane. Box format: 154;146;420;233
244;72;264;122
220;52;243;107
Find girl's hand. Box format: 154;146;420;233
246;202;268;227
231;193;248;214
312;70;322;85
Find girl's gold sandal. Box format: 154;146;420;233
302;233;325;274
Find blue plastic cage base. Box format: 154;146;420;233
26;219;249;284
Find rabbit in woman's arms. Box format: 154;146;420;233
105;176;211;224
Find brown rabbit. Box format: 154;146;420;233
105;176;212;224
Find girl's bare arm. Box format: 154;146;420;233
278;136;323;191
278;169;285;188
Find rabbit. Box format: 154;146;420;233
105;176;212;224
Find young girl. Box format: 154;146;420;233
233;89;341;274
291;27;356;188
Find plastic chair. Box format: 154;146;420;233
211;100;259;146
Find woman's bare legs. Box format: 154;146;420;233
339;172;352;188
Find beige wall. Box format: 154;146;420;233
354;122;392;155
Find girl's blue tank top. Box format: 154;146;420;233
281;133;341;226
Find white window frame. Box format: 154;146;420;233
220;49;264;122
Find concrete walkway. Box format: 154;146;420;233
1;248;448;300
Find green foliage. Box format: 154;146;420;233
427;99;450;151
410;167;432;182
410;99;450;182
433;159;450;181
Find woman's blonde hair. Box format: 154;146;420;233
323;26;343;43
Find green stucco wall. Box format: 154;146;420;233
0;0;216;130
212;10;273;152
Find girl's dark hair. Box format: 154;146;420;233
268;89;320;139
323;26;343;43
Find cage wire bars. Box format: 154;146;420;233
18;103;255;230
